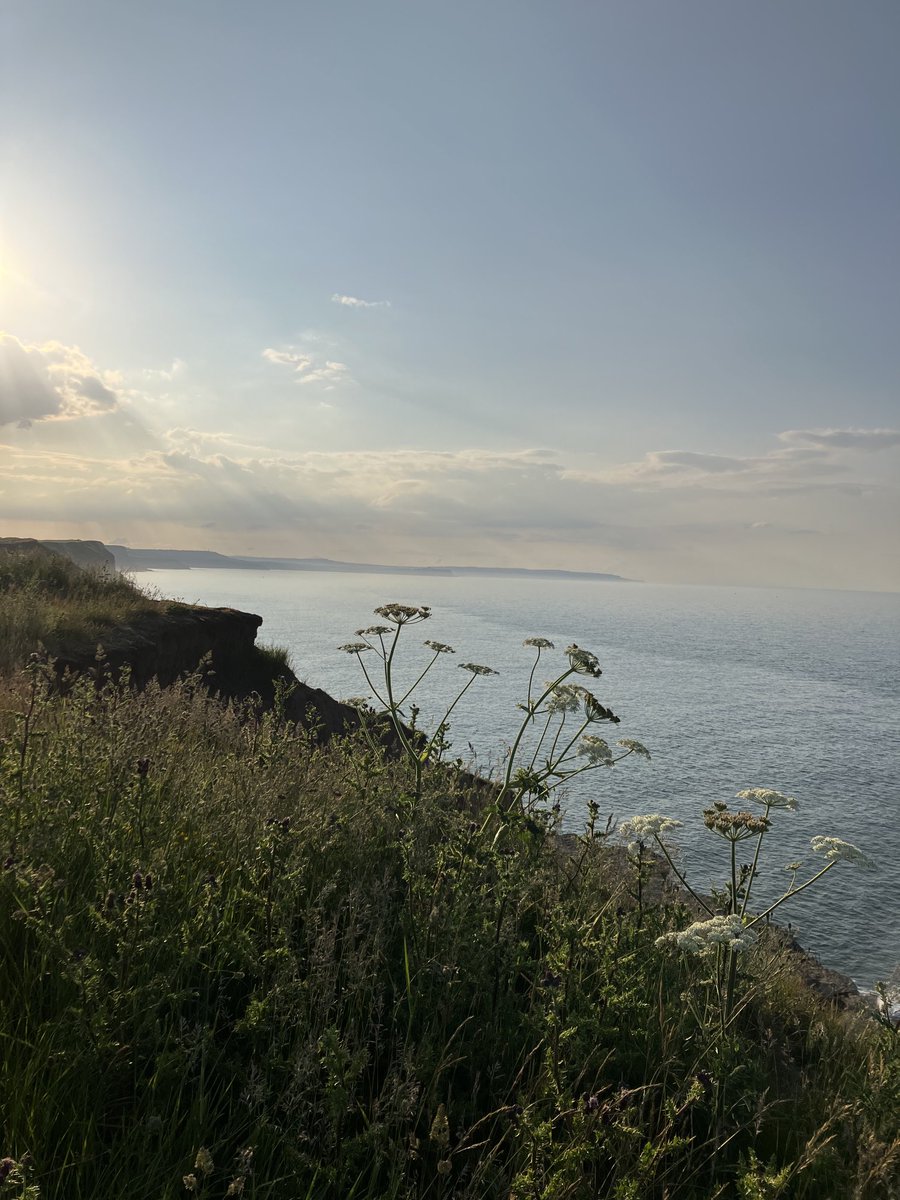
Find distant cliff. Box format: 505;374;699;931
0;537;116;572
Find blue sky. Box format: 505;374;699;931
1;0;898;588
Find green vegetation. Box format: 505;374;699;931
0;546;156;675
0;566;898;1198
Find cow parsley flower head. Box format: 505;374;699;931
583;693;620;724
338;642;371;654
524;636;555;649
737;788;798;811
424;639;455;654
619;814;682;843
656;914;757;956
459;662;498;676
356;625;392;637
618;738;651;760
703;807;770;841
374;603;432;625
810;836;874;868
565;644;603;678
545;683;584;713
577;735;613;765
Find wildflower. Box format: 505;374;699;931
656;914;757;955
337;642;371;654
374;603;431;624
703;807;770;841
136;757;151;778
356;625;392;636
617;738;651;760
583;693;620;724
429;1103;450;1148
737;788;798;811
183;1175;198;1193
784;861;803;872
619;814;682;842
524;636;555;649
545;683;583;713
810;836;874;868
577;735;613;765
195;1148;214;1176
343;696;372;709
565;643;602;677
459;662;498;676
424;639;455;654
226;1180;245;1196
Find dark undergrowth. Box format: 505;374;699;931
1;660;898;1199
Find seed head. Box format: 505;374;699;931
424;639;455;654
565;644;602;677
337;642;371;654
374;603;432;625
583;693;620;724
703;807;770;841
459;662;498;676
194;1148;214;1176
617;738;651;760
429;1103;450;1148
524;636;555;649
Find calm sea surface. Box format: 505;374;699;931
145;569;900;992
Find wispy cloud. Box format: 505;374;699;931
778;427;900;452
142;358;187;383
261;346;350;388
330;293;391;309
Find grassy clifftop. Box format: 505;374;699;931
0;554;898;1198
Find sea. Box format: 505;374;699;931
143;569;899;995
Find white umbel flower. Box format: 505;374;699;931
617;738;651;760
736;788;798;811
656;914;757;955
810;836;874;868
618;814;682;842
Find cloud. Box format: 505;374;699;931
261;345;350;388
590;427;900;495
142;358;186;383
778;427;900;452
0;333;121;426
331;294;391;309
3;411;897;590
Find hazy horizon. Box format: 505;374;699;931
2;1;899;591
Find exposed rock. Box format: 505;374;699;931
46;600;365;741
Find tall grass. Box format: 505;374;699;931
1;660;897;1198
0;547;156;674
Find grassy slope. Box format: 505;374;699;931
0;558;898;1199
0;545;159;675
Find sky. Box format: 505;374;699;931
1;0;898;590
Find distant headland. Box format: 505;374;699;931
107;544;632;583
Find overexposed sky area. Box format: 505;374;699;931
1;0;898;590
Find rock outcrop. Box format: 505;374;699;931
47;600;364;741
